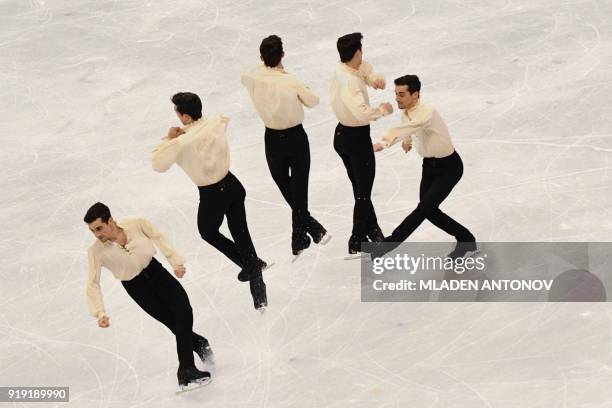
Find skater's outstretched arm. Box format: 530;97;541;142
138;218;187;277
374;107;434;151
86;247;109;327
373;126;414;152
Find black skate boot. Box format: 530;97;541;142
177;366;211;392
348;234;366;254
292;231;311;256
447;241;478;260
193;336;214;365
237;258;268;282
249;273;268;313
361;240;389;263
366;225;384;243
292;210;311;256
307;216;329;244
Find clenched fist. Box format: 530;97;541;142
379;102;393;115
98;315;110;328
174;265;186;278
402;139;413;153
372;78;386;90
167;127;185;140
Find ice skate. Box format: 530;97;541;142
193;337;214;366
307;216;331;245
348;234;365;254
176;366;211;393
237;258;273;282
250;275;268;312
366;225;384;243
291;231;311;261
446;241;479;260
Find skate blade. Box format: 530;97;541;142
467;249;480;257
318;233;332;246
291;252;303;263
451;249;481;260
257;305;267;314
450;250;481;275
176;377;212;394
344;254;362;261
262;262;275;272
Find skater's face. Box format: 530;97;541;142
88;218;114;242
395;85;419;110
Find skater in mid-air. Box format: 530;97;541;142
330;32;394;255
371;75;477;259
152;92;268;311
241;34;329;259
83;202;212;391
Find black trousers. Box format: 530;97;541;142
388;150;475;243
121;258;205;369
197;172;259;270
264;124;310;227
333;123;379;239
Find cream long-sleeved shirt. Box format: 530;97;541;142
378;102;455;158
241;64;319;130
152;116;230;187
330;60;389;127
86;217;186;319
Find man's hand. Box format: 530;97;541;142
98;315;110;328
372;78;386;90
379;102;393;115
167;127;185;140
373;143;384;152
174;265;186;278
402;139;413;153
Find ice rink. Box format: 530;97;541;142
2;0;612;406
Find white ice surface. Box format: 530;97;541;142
1;0;612;407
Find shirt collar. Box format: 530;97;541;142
103;220;129;247
405;101;421;116
263;64;286;74
340;62;362;78
183;117;204;131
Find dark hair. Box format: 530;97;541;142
171;92;202;120
337;32;363;62
84;202;111;224
394;75;421;94
260;35;283;67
